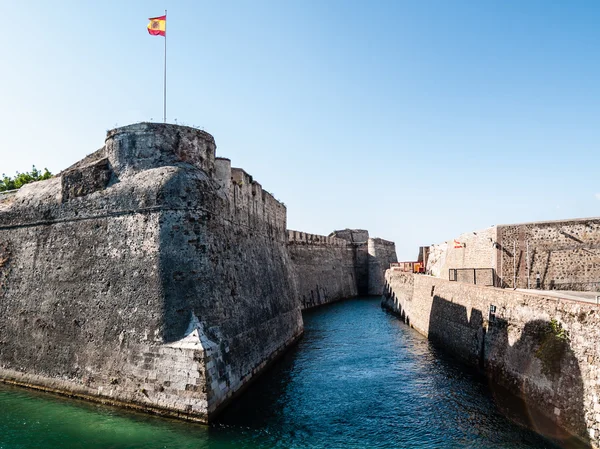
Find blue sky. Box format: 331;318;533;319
1;1;599;259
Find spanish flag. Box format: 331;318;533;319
147;15;166;36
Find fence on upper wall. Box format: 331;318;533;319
548;280;600;292
449;268;496;287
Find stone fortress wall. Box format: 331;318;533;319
427;226;497;279
330;229;371;296
0;123;303;422
387;217;600;447
382;271;600;448
0;122;398;421
287;231;358;309
287;229;398;309
426;218;600;291
367;238;398;295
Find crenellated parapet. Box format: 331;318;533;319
287;230;349;246
213;156;287;242
226;167;287;242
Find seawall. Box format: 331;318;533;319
0;123;303;422
383;270;600;447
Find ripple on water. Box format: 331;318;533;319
0;297;560;449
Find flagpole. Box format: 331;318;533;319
163;9;167;124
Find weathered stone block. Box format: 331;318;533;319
61;158;111;201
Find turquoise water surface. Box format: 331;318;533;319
0;298;558;448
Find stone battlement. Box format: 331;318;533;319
287;230;349;246
329;228;369;243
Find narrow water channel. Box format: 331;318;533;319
0;297;558;448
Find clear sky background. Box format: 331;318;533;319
1;1;599;259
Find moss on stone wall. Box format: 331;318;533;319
534;319;569;378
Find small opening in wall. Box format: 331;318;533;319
489;304;497;322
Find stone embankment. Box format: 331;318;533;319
383;270;600;448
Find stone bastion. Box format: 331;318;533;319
0;122;303;421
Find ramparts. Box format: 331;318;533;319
287;230;358;308
383;271;600;448
288;230;398;308
0;123;302;422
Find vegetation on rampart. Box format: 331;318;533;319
534;319;570;377
0;166;53;192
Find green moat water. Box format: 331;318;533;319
0;298;559;448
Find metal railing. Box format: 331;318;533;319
548;280;600;292
449;268;495;286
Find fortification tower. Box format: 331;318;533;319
0;122;303;422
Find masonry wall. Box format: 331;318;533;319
497;218;600;290
228;167;287;242
0;123;303;422
329;229;370;295
330;228;370;243
287;229;398;305
383;271;600;448
426;226;497;279
367;238;398;295
426;219;600;292
354;243;370;295
287;230;358;309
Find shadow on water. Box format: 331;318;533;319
427;294;590;449
214;337;301;428
217;297;566;448
0;297;579;449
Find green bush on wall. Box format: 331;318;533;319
535;319;569;378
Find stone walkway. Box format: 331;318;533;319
517;288;600;305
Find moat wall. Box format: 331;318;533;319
383;271;600;448
0;123;303;422
287;231;357;309
367;238;397;295
288;230;398;309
